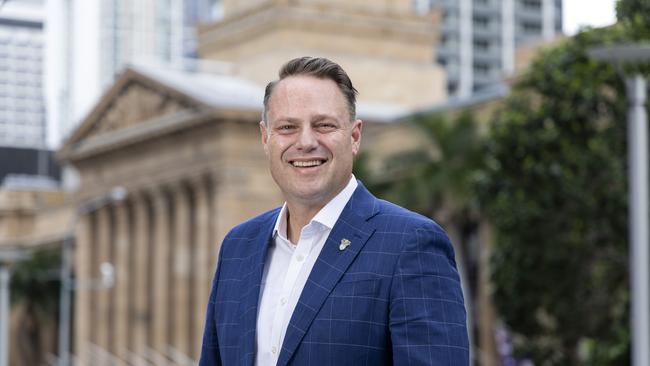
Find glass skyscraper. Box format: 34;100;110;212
0;0;46;148
419;0;563;97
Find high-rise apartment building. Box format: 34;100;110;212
45;0;221;148
0;0;46;149
419;0;562;98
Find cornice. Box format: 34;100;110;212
58;108;260;163
198;3;438;55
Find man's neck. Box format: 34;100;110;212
285;203;322;245
282;175;354;244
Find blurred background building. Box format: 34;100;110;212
45;0;222;150
416;0;562;97
0;0;577;365
0;0;45;149
0;0;60;186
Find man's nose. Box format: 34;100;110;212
296;127;318;150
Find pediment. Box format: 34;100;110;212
62;68;208;152
59;66;264;162
80;80;194;143
91;82;188;136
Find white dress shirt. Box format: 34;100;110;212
255;176;358;366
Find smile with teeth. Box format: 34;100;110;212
291;159;326;167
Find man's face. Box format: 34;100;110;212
260;75;362;208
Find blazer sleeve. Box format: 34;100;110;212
199;245;225;366
389;224;470;365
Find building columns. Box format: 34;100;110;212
73;213;92;364
192;176;213;359
73;177;222;363
94;207;113;356
112;202;131;364
172;183;192;356
130;194;150;363
150;187;172;363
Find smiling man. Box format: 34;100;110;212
199;57;469;366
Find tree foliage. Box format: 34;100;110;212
355;112;485;223
10;247;61;365
354;2;649;364
10;247;61;314
617;0;650;40
477;23;636;365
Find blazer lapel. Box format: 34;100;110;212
276;183;379;366
239;211;278;366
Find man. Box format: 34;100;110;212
200;57;469;365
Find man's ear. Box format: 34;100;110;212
351;119;363;155
260;121;269;155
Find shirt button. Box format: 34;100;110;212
296;254;304;262
280;297;287;305
271;346;278;354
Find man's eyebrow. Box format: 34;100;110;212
311;114;338;122
271;114;339;124
272;117;300;124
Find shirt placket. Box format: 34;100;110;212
268;227;314;359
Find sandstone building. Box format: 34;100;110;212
53;0;449;363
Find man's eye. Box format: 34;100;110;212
317;123;336;130
278;125;295;130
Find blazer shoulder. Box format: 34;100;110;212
224;207;281;241
373;198;447;234
371;198;457;267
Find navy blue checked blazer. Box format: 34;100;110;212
199;182;469;365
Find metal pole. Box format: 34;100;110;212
58;236;73;366
626;73;649;366
0;265;10;366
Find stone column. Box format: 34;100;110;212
209;174;221;276
192;176;212;359
131;195;150;362
150;188;172;361
73;213;92;363
112;202;130;364
95;206;112;354
172;183;192;356
478;220;499;366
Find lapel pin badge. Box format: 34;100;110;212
339;238;351;251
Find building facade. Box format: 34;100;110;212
45;0;221;149
57;67;278;363
421;0;562;97
197;0;447;109
0;0;46;149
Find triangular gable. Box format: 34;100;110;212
83;80;189;139
60;66;265;158
63;68;210;149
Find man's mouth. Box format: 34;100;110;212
290;159;327;167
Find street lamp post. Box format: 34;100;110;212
0;249;31;366
588;43;650;366
57;186;127;366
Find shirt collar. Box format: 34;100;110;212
273;175;358;239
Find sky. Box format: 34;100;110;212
563;0;618;35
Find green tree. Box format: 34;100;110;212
477;24;635;366
356;112;485;223
10;247;61;365
616;0;650;40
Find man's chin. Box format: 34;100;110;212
285;185;332;205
